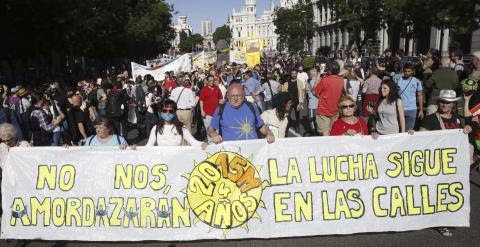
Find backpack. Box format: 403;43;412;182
20;107;34;142
135;86;147;113
217;102;261;137
106;91;125;118
87;89;99;108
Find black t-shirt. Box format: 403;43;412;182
288;79;299;105
421;113;461;130
67;107;93;143
53;94;69;114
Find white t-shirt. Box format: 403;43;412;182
169;87;196;109
345;79;361;100
146;92;155;113
297;72;309;89
260;109;288;138
146;124;203;147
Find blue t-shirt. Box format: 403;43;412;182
84;134;127;147
210;103;264;141
243;78;261;96
397;76;422;111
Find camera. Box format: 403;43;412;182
44;87;57;101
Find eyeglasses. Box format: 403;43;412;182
229;94;243;99
162;109;175;114
340;104;355;109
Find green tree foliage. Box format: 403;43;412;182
328;0;383;49
212;25;232;46
1;0;175;62
274;4;316;52
178;34;204;53
329;0;480;49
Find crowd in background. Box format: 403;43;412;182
1;45;480;237
0;47;479;145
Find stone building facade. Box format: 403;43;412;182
229;0;278;51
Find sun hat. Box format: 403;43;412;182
17;88;28;97
438;89;460;102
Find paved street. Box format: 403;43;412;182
1;165;479;247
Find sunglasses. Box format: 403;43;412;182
340;104;355;109
162;109;175;114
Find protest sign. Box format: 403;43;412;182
1;130;470;241
131;54;191;81
245;39;261;68
230;50;246;65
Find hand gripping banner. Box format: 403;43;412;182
0;130;470;241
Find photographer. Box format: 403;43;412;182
29;92;64;146
44;84;67;146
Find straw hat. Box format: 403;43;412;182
17;88;28;97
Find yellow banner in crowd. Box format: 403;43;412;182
0;130;470;241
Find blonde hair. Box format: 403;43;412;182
338;95;356;108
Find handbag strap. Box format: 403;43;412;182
175;87;187;104
435;113;446;130
399;78;413;96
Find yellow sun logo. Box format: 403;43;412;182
230;117;254;140
184;150;269;236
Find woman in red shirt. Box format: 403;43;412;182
330;96;368;136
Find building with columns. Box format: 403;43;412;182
309;0;478;58
229;0;278;51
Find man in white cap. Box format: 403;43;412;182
469;51;480;82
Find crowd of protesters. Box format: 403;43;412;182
1;45;480;237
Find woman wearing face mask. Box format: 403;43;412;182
146;99;207;149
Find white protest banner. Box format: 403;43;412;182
1;130;470;241
131;54;191;81
230;50;246;64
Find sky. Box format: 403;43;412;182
166;0;280;34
